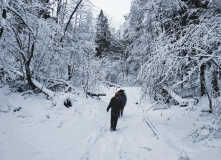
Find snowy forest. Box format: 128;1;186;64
1;0;221;160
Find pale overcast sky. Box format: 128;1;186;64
90;0;132;25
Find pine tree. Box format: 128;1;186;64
95;10;111;57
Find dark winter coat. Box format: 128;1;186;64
119;92;127;107
107;97;124;117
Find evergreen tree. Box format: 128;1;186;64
95;10;111;57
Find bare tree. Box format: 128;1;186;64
0;4;6;38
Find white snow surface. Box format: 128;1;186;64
0;86;221;160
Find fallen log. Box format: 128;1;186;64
86;92;106;97
163;86;198;106
102;81;120;88
21;90;34;96
32;79;53;99
9;70;54;99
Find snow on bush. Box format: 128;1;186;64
52;93;76;108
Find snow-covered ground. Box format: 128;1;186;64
0;86;221;160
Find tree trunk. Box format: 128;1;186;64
25;42;35;89
68;65;72;81
0;26;3;38
126;66;129;77
181;65;185;89
204;83;212;113
200;64;206;96
212;70;220;97
0;8;6;38
60;0;83;42
25;62;35;89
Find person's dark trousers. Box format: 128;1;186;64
120;107;124;116
111;115;118;131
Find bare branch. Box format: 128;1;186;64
60;0;83;42
5;5;34;34
9;42;27;62
12;27;22;49
8;50;21;62
27;43;35;65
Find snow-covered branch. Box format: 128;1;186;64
5;5;34;34
60;0;83;42
9;70;54;99
31;79;54;99
163;86;198;106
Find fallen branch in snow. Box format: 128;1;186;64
86;92;106;97
186;125;214;143
9;69;23;77
180;150;191;160
47;78;70;87
163;86;198;107
102;81;120;88
142;116;158;137
31;79;53;99
147;102;168;111
40;78;73;93
201;109;212;115
147;94;170;111
9;70;54;99
21;90;34;96
140;147;151;151
48;83;66;91
47;80;69;93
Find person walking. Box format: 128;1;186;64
118;89;127;116
106;92;124;131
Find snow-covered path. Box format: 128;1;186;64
1;86;221;160
80;87;153;160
